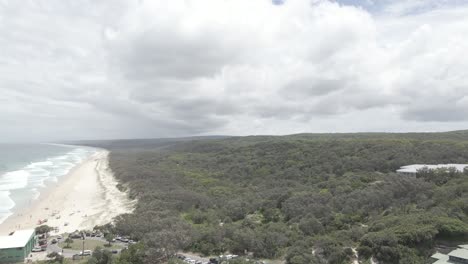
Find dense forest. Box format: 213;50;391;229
82;131;468;264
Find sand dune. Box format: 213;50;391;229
0;150;135;235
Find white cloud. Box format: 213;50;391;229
1;0;468;142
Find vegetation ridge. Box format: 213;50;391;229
83;131;468;263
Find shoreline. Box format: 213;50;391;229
0;150;135;235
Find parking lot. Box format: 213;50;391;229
30;233;130;261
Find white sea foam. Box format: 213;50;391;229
0;170;29;191
0;146;97;225
0;190;15;224
0;191;15;210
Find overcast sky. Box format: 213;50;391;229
1;0;468;142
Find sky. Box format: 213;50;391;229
1;0;468;142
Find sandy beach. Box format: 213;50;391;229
0;150;135;235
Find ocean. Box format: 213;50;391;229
0;143;98;225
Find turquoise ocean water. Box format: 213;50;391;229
0;143;97;224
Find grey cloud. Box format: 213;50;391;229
167;98;239;118
282;77;346;98
112;28;242;80
2;0;468;142
402;103;468;122
252;104;303;120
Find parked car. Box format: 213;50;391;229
32;247;42;252
111;250;119;254
80;250;92;256
225;254;238;259
51;239;57;244
70;233;82;239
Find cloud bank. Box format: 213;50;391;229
1;0;468;141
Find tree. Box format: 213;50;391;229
286;240;323;264
115;243;146;264
144;229;191;262
64;237;73;248
36;225;53;235
105;233;114;247
96;134;468;264
298;216;324;236
88;246;113;264
47;252;64;263
357;245;372;260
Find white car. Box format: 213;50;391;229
80;250;92;256
32;247;42;252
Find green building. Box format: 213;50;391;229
0;229;36;263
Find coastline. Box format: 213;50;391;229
0;150;134;235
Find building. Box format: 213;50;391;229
431;245;468;264
396;164;468;177
0;229;36;263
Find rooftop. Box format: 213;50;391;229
432;252;449;261
432;259;452;264
397;164;468;174
432;252;458;264
0;229;35;249
432;259;451;264
449;248;468;260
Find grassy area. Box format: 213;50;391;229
58;239;123;251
